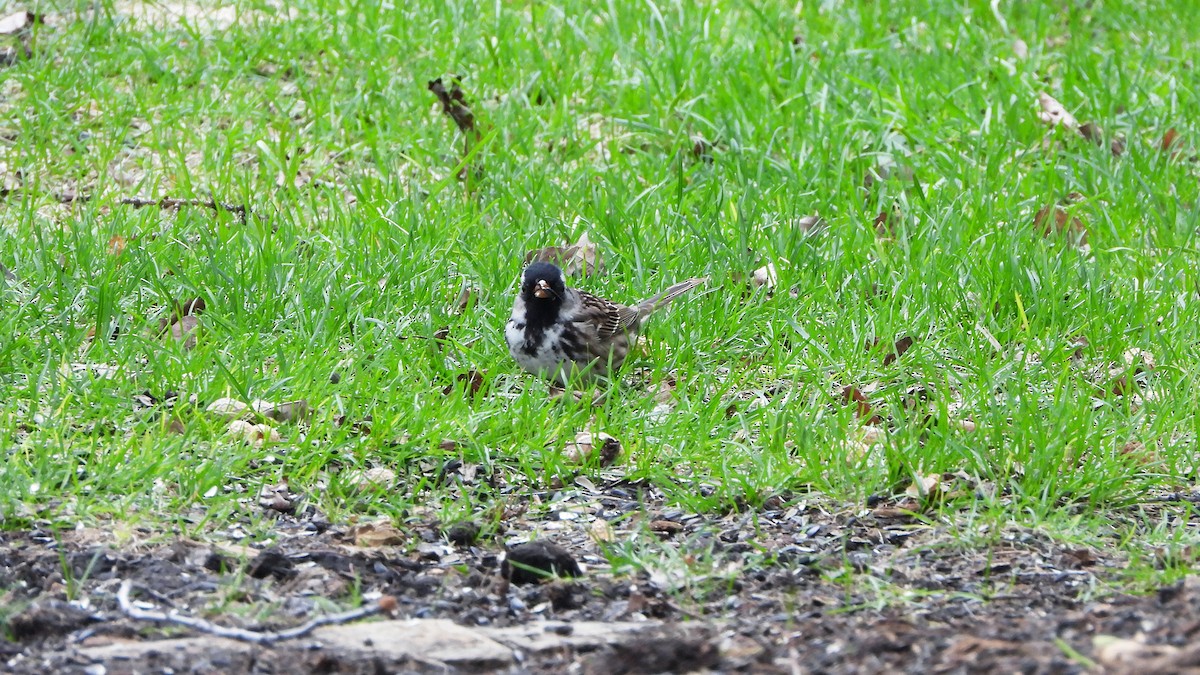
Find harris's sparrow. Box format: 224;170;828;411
506;261;706;382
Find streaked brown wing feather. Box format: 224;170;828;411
577;291;640;339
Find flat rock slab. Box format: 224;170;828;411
316;619;512;668
68;619;700;673
486;620;658;652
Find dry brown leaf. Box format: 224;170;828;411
255;399;310;423
857;425;886;446
1110;135;1126;156
1093;635;1178;666
207;397;250;418
227;420;279;447
872;498;921;519
346;467;397;491
178;297;206;315
170;315;200;350
563;431;622;466
275;169;312;190
1161;127;1181;154
563;231;602;276
431;326;450;352
157;297;206;349
0;11;35;35
1107;372;1138;397
953;418;978;433
974;480;997;500
443;369;485;397
1124;348;1156;371
845;426;886;465
107;235;127;257
0;162;16;194
589;518;615;543
428;76;477;136
905;473;942;498
258;481;294;514
84;320;122;344
453;283;477;314
1033;202;1087;244
1078;121;1103;145
751;263;777;290
1103;348;1155;398
691;136;714;164
844;439;875;464
333;414;371;435
872;208;894;238
1069;335;1089;361
938;471;980;500
349;520;406;547
1060;548;1097;569
871;507;915;519
649;520;684;534
525;232;603;277
944;636;1027;660
868;336;914;366
1037;93;1078;130
654;376;677;405
1120;440;1148;459
840;386;881;424
1044;33;1070;48
796;215;824;233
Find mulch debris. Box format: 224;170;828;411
1;484;1196;673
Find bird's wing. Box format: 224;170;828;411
636;277;707;318
577;291;641;339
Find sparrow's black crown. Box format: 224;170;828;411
521;262;567;300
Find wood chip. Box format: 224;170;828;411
1037;93;1078;130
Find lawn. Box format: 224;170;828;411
2;0;1200;671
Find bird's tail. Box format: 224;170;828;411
636;277;708;317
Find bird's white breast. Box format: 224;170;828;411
506;319;569;372
506;292;605;382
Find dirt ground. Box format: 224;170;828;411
2;484;1198;674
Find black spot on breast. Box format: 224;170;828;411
520;324;546;356
559;329;585;361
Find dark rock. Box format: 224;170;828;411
501;540;581;585
7;601;98;641
247;548;295;580
445;521;481;547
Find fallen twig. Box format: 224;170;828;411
117;579;395;644
0;186;91;203
428;76;484;181
427;77;477;137
120;196;248;223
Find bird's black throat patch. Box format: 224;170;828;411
518;298;562;356
522;295;562;330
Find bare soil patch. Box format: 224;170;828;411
1;493;1196;673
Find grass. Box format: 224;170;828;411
1;0;1199;595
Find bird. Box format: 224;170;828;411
506;261;706;382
